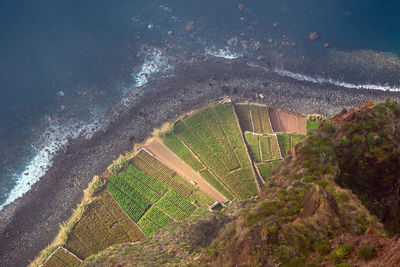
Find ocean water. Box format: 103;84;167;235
1;0;400;209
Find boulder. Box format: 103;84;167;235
301;185;338;224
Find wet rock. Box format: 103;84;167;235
24;172;29;176
186;22;194;33
309;32;319;41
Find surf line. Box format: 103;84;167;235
274;68;400;92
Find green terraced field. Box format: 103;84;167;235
173;104;258;199
137;206;172;236
199;169;234;200
245;133;282;162
234;104;273;134
132;150;194;197
163;134;204;171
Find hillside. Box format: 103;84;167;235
82;100;400;267
33;102;309;266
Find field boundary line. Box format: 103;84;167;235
39;246;83;267
175;134;235;199
104;190;146;237
176;122;239;198
150;138;226;202
230;103;262;193
258;136;263;162
263;105;274;134
211;106;241;169
249;109;255;132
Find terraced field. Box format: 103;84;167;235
59;190;144;261
42;247;82;267
39;102;309;266
173;104;258;199
235;104;273;134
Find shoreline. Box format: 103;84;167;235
1;58;399;267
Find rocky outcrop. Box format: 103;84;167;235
301;185;338;224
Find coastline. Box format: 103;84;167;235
1;58;399;267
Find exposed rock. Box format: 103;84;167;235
186;22;194;33
309;32;319;41
301;185;338;223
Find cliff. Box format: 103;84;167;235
83;100;400;266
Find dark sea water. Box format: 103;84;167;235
1;0;400;209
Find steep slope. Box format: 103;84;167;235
85;99;400;266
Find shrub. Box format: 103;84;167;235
107;155;128;175
329;244;353;263
316;240;331;255
274;245;290;262
152;122;174;138
283;257;306;267
358;245;373;260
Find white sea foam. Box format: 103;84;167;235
120;47;172;106
273;68;400;92
206;46;241;59
134;47;172;88
0;111;104;210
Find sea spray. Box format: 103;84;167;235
273;68;400;92
0;111;105;210
121;47;173;105
206;46;242;59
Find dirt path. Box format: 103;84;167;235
143;139;227;202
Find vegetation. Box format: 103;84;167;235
152;122;174;138
329;244;353;264
277;132;306;157
37;102;329;266
163;134;204;171
234;104;273;134
107;178;150;222
258;160;282;182
358;245;374;260
199;169;233;200
107;154;129;175
132;150;194;197
42;247;82;267
137;206;173;236
306;115;323;133
173;104;257;199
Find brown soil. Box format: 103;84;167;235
268;108;307;134
143;139;227;202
